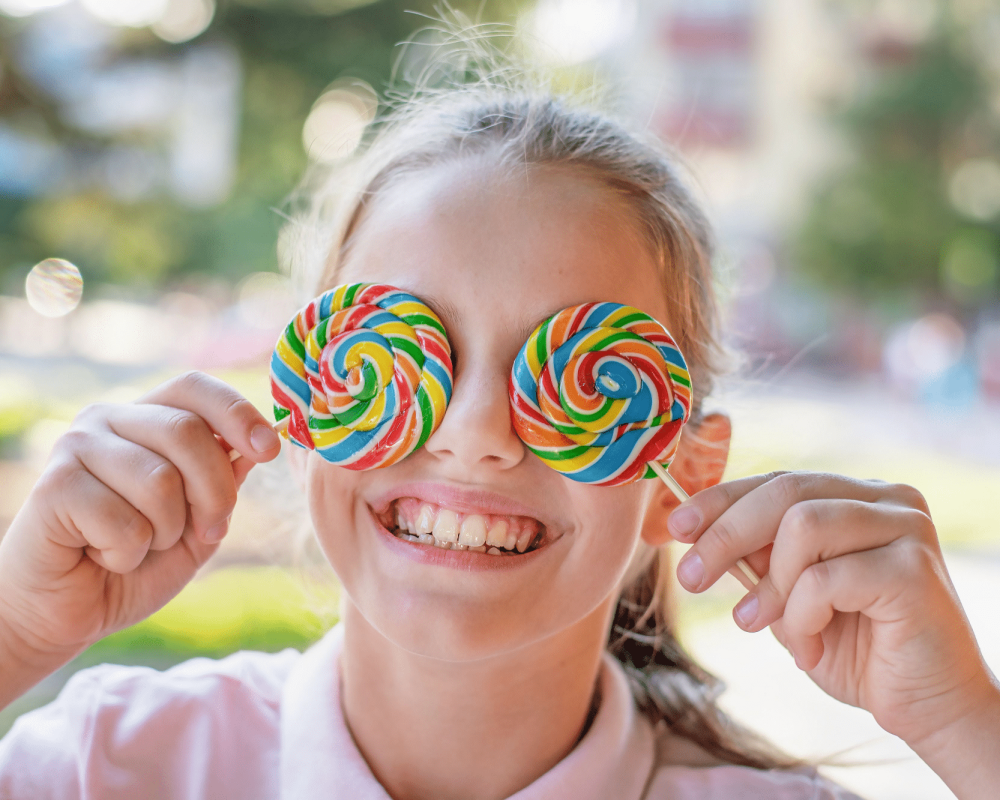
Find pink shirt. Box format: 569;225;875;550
0;624;861;799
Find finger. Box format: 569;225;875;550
68;429;187;553
138;371;281;464
104;404;238;541
778;540;923;671
733;499;933;632
671;472;894;592
45;460;155;575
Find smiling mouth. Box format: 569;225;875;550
375;497;547;556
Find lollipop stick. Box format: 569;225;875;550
227;417;289;462
647;461;760;587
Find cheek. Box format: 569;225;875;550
305;461;363;583
563;485;650;598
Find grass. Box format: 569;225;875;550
0;566;341;737
86;566;341;662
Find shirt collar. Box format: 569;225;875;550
280;623;655;800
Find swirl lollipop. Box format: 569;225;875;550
268;282;453;469
510;302;758;584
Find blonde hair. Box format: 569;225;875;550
279;16;804;771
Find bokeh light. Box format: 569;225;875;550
152;0;215;43
0;0;67;16
526;0;636;65
884;312;966;386
25;259;84;318
301;80;377;163
81;0;168;28
949;158;1000;221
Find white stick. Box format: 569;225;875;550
647;461;760;587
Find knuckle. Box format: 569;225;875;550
897;536;937;576
54;427;93;454
121;512;154;548
703;517;740;558
801;559;831;596
781;501;822;544
74;402;109;425
769;472;805;509
37;456;83;496
145;459;184;500
164;409;207;448
888;483;931;515
170;370;210;394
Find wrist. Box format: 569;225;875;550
905;673;1000;800
0;606;80;713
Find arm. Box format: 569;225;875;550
0;610;79;714
906;674;1000;800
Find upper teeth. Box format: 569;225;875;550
387;498;542;554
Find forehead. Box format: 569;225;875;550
336;157;669;337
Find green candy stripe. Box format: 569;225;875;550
400;312;446;336
535;317;552;365
527;443;590;461
333;399;370;427
285;319;306;361
388;336;425;368
414;388;434;452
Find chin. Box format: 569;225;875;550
366;590;534;662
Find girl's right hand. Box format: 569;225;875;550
0;371;281;666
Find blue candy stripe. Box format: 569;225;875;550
271;352;311;405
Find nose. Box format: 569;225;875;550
422;358;525;473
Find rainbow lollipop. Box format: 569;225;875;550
269;283;453;469
510;302;758;584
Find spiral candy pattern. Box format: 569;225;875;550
509;303;692;487
270;283;453;469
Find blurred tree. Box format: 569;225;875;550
0;0;526;294
794;2;1000;308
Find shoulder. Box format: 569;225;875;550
0;647;301;799
647;763;864;799
645;727;865;800
76;645;302;710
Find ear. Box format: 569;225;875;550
639;412;731;547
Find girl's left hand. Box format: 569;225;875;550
667;471;1000;749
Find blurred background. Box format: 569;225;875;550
1;0;999;797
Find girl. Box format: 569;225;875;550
0;28;997;800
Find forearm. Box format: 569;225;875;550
907;675;1000;800
0;613;77;715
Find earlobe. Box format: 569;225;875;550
639;412;732;547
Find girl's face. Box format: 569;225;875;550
299;156;676;661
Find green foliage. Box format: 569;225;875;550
793;11;1000;304
83;566;340;663
0;0;529;291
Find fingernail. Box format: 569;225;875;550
676;553;704;589
204;519;229;543
668;506;701;539
250;424;279;454
734;593;758;629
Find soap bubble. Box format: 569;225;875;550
25;258;84;317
